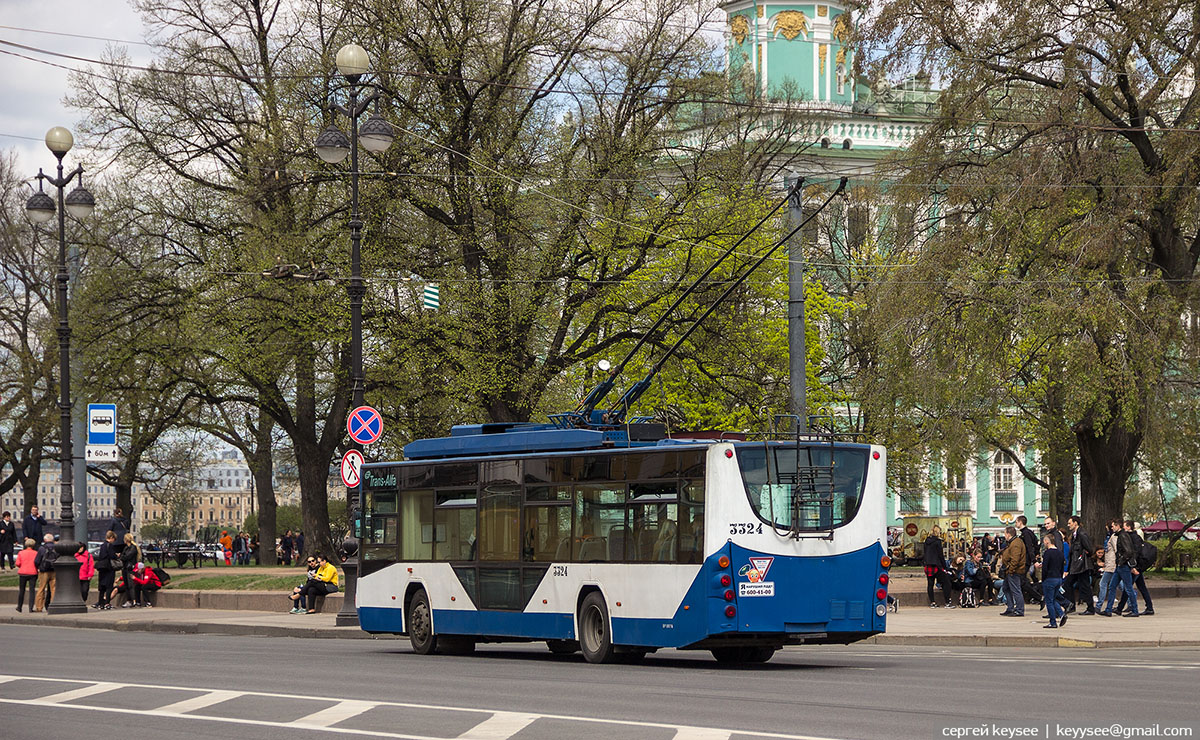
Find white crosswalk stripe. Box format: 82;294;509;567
0;674;845;740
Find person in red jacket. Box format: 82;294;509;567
14;538;38;612
130;561;162;607
75;542;95;603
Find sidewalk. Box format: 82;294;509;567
2;598;1197;649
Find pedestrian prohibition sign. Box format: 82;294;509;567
347;405;383;445
341;449;364;488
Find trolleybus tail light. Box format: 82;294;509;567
720;574;732;587
880;555;892;569
725;605;736;618
876;588;887;600
725;449;733;458
879;574;889;586
718;555;730;569
724;589;735;602
872;451;880;459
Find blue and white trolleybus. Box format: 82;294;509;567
354;424;890;663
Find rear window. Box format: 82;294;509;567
737;445;868;531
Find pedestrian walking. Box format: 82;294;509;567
14;538;38;612
0;511;16;570
1000;526;1027;617
1041;534;1067;629
1103;519;1140;617
33;533;57;612
1064;515;1094;614
74;541;95;603
22;505;47;545
923;525;955;608
1115;520;1156;616
295;531;305;560
1017;515;1040;589
94;531;119;610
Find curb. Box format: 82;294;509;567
864;634;1200;648
0;614;388;640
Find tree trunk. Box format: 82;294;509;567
1076;423;1141;544
295;437;332;561
1054;455;1074;526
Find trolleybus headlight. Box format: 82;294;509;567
725;605;737;618
876;604;887;617
876;588;887;600
720;574;732;587
724;589;735;602
880;555;892;569
718;555;730;569
879;574;889;586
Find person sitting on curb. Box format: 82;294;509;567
130;562;164;607
299;553;339;614
288;557;319;614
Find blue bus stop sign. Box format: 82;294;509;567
87;403;117;445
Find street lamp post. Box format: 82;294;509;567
315;43;395;627
26;126;96;615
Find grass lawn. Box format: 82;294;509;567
0;570;329;592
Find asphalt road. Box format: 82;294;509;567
1;625;1197;740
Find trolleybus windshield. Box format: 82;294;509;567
737;445;868;531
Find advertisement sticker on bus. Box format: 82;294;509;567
738;556;775;596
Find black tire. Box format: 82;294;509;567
711;646;776;664
407;590;438;655
578;592;617;664
547;639;579;655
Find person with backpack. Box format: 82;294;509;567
1115;520;1156;616
33;533;58;612
1017;516;1041;601
107;507;130;540
130;562;164;606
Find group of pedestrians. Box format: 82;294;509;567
277;529;305;565
922;515;1157;628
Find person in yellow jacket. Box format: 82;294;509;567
301;554;339;614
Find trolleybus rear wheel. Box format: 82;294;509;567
407;590;438;655
578;592;617;664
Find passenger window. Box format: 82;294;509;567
679;480;705;563
627;483;678;562
573;484;624;561
434;490;476;561
400;489;434;560
478;489;520;561
523;505;571;562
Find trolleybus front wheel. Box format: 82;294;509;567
407;590;438;655
710;646;776;664
578;592;617;664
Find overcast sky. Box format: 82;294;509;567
1;0;147;179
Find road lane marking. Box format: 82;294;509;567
293;699;378;728
673;729;732;740
0;674;848;740
30;681;120;704
154;690;240;714
456;711;539;739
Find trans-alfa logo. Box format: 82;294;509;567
737;557;775;597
